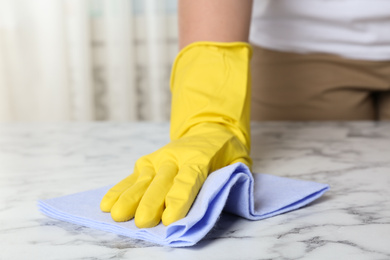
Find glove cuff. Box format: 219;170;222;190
169;41;252;150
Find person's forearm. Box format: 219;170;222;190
178;0;253;49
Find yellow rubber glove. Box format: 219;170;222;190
100;42;252;228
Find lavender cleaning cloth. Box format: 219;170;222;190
38;163;329;247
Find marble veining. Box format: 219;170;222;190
1;122;390;259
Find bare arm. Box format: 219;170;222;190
178;0;253;49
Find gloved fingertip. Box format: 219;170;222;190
134;214;160;228
110;204;134;222
134;205;163;228
99;200;112;212
161;218;174;227
161;209;180;226
100;191;119;212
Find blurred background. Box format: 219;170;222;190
0;0;178;122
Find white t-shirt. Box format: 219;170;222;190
249;0;390;61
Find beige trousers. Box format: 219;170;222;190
251;45;390;121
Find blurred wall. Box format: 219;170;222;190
0;0;178;122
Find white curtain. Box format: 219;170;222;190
0;0;178;121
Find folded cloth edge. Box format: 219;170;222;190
38;163;330;247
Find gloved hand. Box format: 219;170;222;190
100;42;253;228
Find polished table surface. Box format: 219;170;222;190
1;122;389;260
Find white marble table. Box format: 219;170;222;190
1;122;389;260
